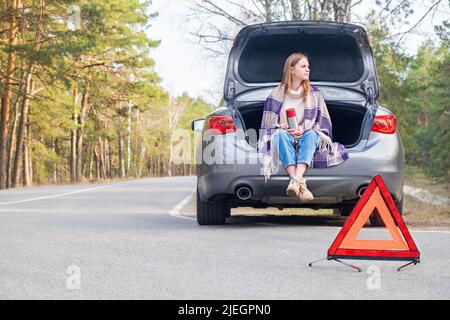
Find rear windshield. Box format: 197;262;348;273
238;33;365;83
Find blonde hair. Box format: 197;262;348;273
281;52;312;100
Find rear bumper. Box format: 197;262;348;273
197;131;404;206
198;170;403;206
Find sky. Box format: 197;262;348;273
148;0;449;105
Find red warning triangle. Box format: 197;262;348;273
328;175;420;261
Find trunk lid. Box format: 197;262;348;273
224;21;379;104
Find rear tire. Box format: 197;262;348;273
196;187;228;225
339;206;353;216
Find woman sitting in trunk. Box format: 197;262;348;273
258;52;349;202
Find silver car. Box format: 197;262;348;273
192;21;404;226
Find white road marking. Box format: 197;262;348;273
0;184;116;206
169;190;196;221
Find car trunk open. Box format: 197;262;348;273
239;101;366;149
224;22;379;102
226;23;376;149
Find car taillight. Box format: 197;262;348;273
209;116;236;134
372;115;396;134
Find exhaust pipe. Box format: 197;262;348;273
236;186;252;200
358;186;368;198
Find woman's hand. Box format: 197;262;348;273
279;122;288;129
287;126;304;139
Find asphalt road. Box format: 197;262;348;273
0;176;449;299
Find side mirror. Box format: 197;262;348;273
191;119;205;132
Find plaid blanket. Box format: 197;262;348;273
258;84;349;182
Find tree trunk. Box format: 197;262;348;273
126;103;131;177
98;139;107;179
0;0;20;189
11;0;45;187
152;155;155;177
52;139;57;184
109;150;114;179
333;0;352;23
319;0;334;21
70;82;78;183
148;155;152;177
23;124;31;186
11;70;33;187
22;147;27;186
157;147;161;177
76;81;89;182
307;0;318;20
263;0;272;22
168;141;173;177
104;138;111;178
94;146;100;179
89;146;94;180
6;59;27;188
137;143;145;178
290;0;301;20
118;131;125;178
7;99;21;187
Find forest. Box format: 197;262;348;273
365;11;449;181
0;0;212;189
0;0;448;190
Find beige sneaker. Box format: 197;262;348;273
297;177;314;202
286;176;301;197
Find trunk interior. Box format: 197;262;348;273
238;33;364;84
239;102;367;149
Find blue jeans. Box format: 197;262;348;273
275;129;320;168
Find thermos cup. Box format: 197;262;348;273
286;108;298;130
